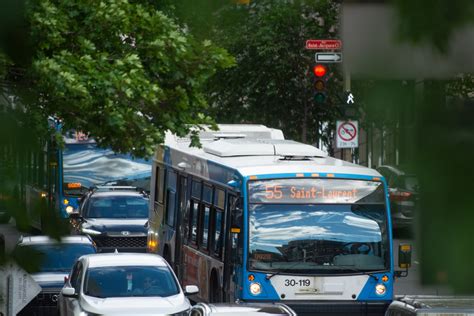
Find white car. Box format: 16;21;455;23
58;252;198;316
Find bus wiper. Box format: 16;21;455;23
336;265;380;281
265;261;309;280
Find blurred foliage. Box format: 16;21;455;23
416;80;474;293
205;0;342;145
9;245;45;273
0;0;234;158
392;0;474;53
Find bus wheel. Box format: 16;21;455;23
209;271;222;303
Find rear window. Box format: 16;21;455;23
85;195;149;218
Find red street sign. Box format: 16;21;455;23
306;39;342;50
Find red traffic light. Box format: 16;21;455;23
313;64;327;77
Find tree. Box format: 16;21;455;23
206;0;342;145
0;0;234;157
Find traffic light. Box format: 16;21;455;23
313;64;328;104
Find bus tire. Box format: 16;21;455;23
209;270;222;303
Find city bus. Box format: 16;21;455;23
147;124;399;316
24;119;151;230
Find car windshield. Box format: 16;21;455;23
20;244;95;273
85;196;148;219
62;142;151;196
84;266;179;298
248;179;390;274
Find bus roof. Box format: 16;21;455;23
158;125;381;181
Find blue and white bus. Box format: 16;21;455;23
147;125;406;316
24;121;151;230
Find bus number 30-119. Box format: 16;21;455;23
284;279;311;287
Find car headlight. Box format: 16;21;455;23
375;283;386;296
81;227;102;235
65;205;74;214
249;282;262;295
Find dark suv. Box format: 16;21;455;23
376;165;419;230
71;186;149;252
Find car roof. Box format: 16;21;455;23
18;235;94;246
83;253;169;268
395;296;474;311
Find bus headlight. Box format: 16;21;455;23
249;282;262;295
375;284;386;296
65;206;74;214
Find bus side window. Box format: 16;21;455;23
165;170;177;226
212;188;225;258
189;180;202;246
190;200;200;244
200;205;210;250
155;166;165;205
213;209;224;258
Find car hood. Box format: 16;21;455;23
83;218;147;235
80;293;190;315
32;272;68;289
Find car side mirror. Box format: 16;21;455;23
61;286;77;298
395;243;412;278
184;285;199;296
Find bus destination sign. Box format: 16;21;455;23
249;179;382;204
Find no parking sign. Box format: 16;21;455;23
336;120;358;148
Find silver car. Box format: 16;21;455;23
58;252;198;316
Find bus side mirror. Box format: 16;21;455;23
398;243;412;268
395;243;412;278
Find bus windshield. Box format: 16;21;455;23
248;179;389;274
63;143;151;196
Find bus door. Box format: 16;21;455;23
223;193;242;301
